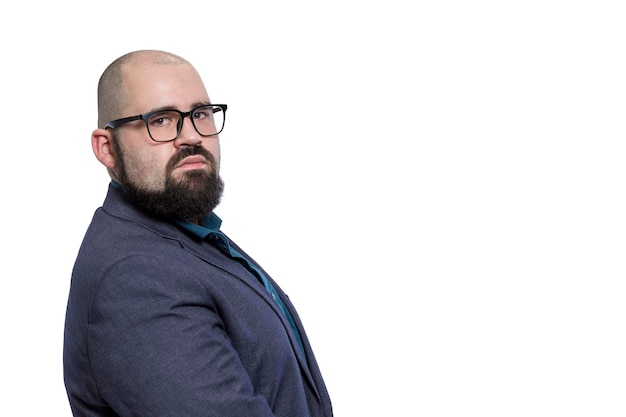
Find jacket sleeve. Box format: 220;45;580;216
86;253;277;417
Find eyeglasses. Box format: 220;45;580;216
104;104;227;142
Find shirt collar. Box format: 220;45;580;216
174;212;223;239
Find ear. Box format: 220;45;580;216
91;128;117;170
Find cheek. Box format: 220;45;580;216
205;141;221;170
123;149;169;189
214;148;221;171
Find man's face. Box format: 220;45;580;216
111;63;224;221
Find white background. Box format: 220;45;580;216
1;1;625;416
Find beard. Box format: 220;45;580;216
115;142;224;222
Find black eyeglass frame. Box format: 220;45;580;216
104;104;228;142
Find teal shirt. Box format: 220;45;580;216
175;212;306;358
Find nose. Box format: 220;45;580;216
174;115;202;147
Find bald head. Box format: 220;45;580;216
97;50;193;128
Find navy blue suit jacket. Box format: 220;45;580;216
63;185;333;417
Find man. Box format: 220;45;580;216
63;50;333;417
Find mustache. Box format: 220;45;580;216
166;146;217;172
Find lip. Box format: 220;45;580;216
176;155;207;170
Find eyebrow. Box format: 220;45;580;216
145;101;213;114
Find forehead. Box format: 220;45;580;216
122;62;210;114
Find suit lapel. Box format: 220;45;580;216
177;234;320;398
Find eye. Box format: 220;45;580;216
192;107;214;121
147;111;178;128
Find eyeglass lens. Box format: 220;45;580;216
147;106;225;142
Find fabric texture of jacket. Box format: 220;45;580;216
63;184;333;417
